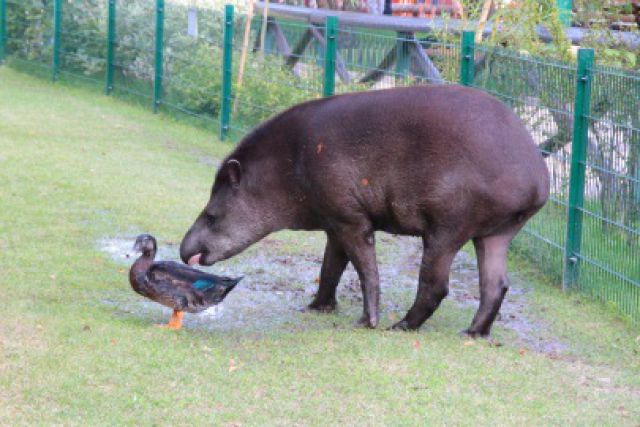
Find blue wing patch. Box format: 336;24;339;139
192;279;215;291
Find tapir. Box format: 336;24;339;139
180;85;549;336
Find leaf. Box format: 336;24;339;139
413;340;421;350
228;358;238;373
463;340;474;346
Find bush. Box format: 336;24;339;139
165;42;223;117
234;54;320;128
6;0;53;62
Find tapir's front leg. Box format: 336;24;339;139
309;233;349;312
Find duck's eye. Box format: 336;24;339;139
206;214;216;228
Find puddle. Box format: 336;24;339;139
198;156;220;168
99;235;181;265
98;233;567;354
99;235;339;332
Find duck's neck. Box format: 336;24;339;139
131;253;154;274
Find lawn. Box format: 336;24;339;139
0;67;639;426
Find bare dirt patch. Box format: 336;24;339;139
98;233;568;354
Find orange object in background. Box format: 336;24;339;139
391;0;463;18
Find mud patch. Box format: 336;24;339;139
99;235;341;332
98;233;567;353
447;250;568;355
376;239;568;355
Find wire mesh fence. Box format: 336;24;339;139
579;66;640;317
5;0;53;74
112;1;155;102
473;45;577;284
161;3;225;126
58;0;105;85
227;13;323;140
1;1;638;322
334;27;460;94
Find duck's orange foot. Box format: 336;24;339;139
155;310;184;330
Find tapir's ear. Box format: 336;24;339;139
226;159;242;187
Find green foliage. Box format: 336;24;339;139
59;0;106;75
6;0;53;62
166;42;223;116
234;54;320;128
488;0;572;62
574;0;639;70
598;47;637;69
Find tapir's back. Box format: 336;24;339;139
299;85;540;171
276;85;548;234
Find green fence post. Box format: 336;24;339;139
459;30;475;86
323;16;337;97
153;0;165;113
105;0;116;95
556;0;572;27
0;0;6;64
52;0;62;81
563;48;594;291
395;31;410;81
219;4;234;140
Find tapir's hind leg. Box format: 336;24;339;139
392;235;458;331
309;233;349;312
330;225;380;328
464;232;516;337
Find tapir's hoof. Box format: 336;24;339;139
390;320;409;331
307;299;337;313
390;320;419;331
355;314;378;329
461;328;489;339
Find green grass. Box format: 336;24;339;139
514;198;640;323
1;67;640;425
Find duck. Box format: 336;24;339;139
128;234;242;330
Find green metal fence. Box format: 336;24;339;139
580;65;640;314
471;44;578;287
1;1;638;322
226;13;324;140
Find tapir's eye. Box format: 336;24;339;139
206;214;216;228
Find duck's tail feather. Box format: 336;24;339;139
203;276;242;304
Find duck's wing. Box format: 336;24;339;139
147;262;199;292
148;262;241;310
150;261;241;288
129;269;195;311
148;261;210;283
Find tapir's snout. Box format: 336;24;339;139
179;228;200;265
179;241;191;265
